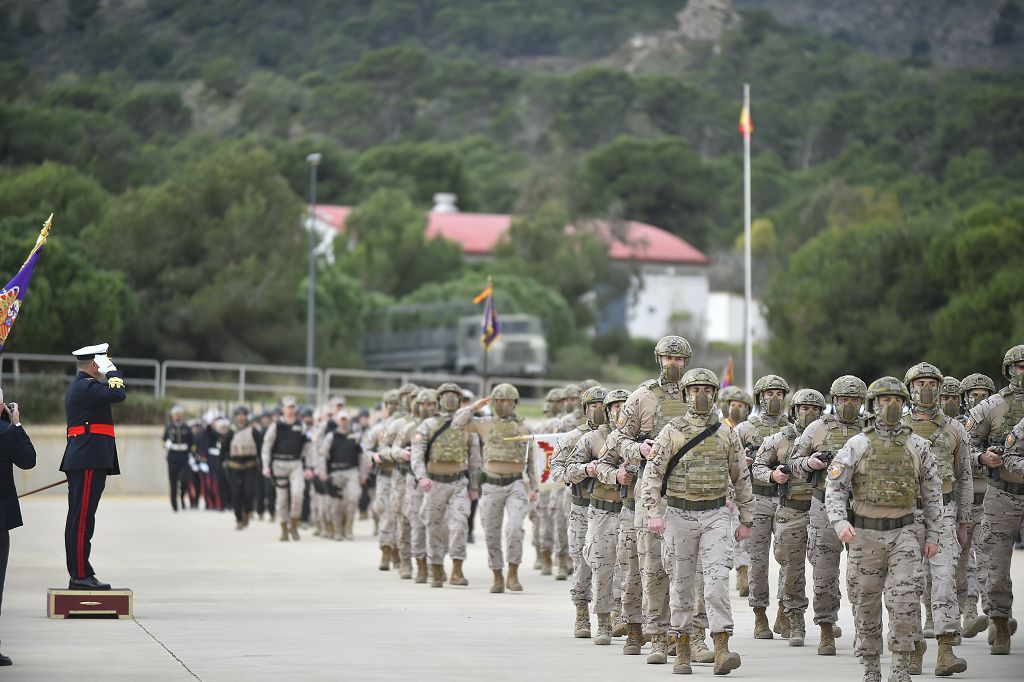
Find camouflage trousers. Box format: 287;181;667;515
569;501;592;605
774;503;810;613
731;504;750;568
638;527;671;634
616;505;642;623
807;496;844;625
311;487;326;526
914;503;961;635
533;489;553;553
548;487;569;556
663;505;735;635
982;486;1024;619
742;494;778;609
404;475;427;559
390;468;411;560
848;525;920;656
585;505;619;613
693;556;708;629
422;480;470;564
327;468;361;528
374;472;395;548
479;480;530;570
271;459;305;521
955;498;989;607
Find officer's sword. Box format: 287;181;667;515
17;478;68;498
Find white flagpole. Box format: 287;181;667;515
743;84;754;394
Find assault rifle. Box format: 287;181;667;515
987;445;1005;482
808;451;836;488
776;464;792;500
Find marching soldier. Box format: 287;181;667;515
453;384;537;593
789;374;867;655
826;377;942;682
902;363;971;676
62;343;126;590
965;344;1024;655
223;406;262;530
317;411;366;541
548;382;582;581
719;386;753;598
383;384;420;579
641;368;753;676
955;373;997;637
752;388;827;648
363;390;400;570
260;396;314;542
163;405;193;512
603;335;691;664
534;388;565;574
735;374;792;639
412;383;481;588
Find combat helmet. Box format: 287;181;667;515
416;388;439;404
491;383;520;401
790;388;826;412
579;379;601;391
829;375;867;400
653;335;693;363
865;376;910;413
1001;345;1024;382
719;385;753;408
383;389;400;405
753;375;791;401
545;387;564;402
903;362;943;388
940;376;962;396
603;388;630;407
960;373;996;396
580;386;608;406
436;382;462;396
681;368;720;412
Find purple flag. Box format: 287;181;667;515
481;293;501;349
0;217;50;351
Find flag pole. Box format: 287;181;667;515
742;84;754;394
482;276;491;395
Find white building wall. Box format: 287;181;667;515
706;291;768;345
626;265;709;341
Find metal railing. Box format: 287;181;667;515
160;360;324;404
0;353;161;396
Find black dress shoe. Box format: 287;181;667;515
69;576;111;590
0;652;12;666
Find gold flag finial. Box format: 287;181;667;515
22;213;53;267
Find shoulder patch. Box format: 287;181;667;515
828;461;845;480
964;418;974;431
1007;434;1016;449
414;433;424;442
107;377;125;389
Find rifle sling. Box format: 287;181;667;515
660;423;722;497
423;419;453;465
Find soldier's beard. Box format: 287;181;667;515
728;406;748;424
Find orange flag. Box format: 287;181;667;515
738;103;753;136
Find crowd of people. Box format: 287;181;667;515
163;338;1024;681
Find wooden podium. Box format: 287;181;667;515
47;588;133;619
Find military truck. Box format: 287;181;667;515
362;303;548;377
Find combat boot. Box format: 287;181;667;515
490;569;505;593
667;632;678;656
961;596;986;637
907;640;925;675
818;622;837;656
323;520;335;540
773;601;790;638
788;610;805;647
344;514;356;540
595;613;612;645
533;546;542;570
313;521;323;537
399;557;412;580
541;550;553;576
450;559;469;586
378;546;392;571
934;633;967;675
235;517;245;530
647;633;667;664
288;517;300;541
712;631;741;675
922;604;935;638
862;654;881;682
888;652;912;682
429;563;444;588
574;603;591;638
753;607;773;639
612;598;627;637
623;623;643;655
736;565;749;597
506;563;523;591
279;521;289;541
415;558;428;584
990;616;1011;654
691;628;715;663
555;553;568;581
243;512;251;528
673;633;692;675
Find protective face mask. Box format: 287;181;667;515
915;386;936;409
796;409;820;429
662;363;683;383
1012;370;1024;389
941;399;959;418
879;402;902;427
764;397;783;416
728;406;748;424
439;394;460;412
419;405;438;419
493;401;515;418
838;403;859;423
968;394;985;408
692;393;712;415
590;406;607;426
607;407;621;424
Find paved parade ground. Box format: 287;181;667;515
4;497;1022;681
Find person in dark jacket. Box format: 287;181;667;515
61;343;126;590
0;393;36;666
162;406;193;512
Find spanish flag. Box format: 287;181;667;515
738;103;753;137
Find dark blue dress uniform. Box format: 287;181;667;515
61;370;126;584
1;419;36;632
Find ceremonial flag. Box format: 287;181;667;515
0;215;52;352
738;101;753;137
481;291;501;349
472;283;493;304
721;357;735;388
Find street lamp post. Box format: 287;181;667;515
306;152;322;405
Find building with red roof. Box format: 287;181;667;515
311;195;710;341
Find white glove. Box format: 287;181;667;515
199;462;210;474
95;355;117;374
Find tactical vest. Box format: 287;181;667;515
815;416;862;491
906;415;954;493
778;424;814;499
589;426;624;501
484;418;526;464
647;382;687;440
428;419;468;465
272;421;305;460
745;414;785;448
229;426;258;457
990;389;1024;446
665;421;731;499
328;434;360;471
852;428;918;509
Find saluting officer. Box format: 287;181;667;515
61;343;126;590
